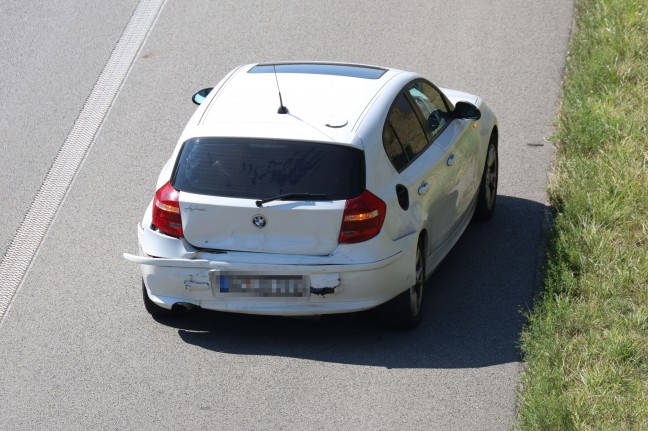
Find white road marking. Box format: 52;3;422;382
0;0;167;322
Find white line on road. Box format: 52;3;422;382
0;0;167;322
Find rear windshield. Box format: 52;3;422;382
172;137;365;201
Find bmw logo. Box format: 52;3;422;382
252;214;267;228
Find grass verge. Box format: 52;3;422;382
517;0;647;430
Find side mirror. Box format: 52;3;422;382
453;101;481;121
192;87;213;105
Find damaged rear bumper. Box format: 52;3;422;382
124;251;407;315
124;223;416;315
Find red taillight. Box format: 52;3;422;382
339;190;386;244
152;181;183;237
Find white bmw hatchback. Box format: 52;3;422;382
124;62;498;328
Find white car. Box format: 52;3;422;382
124;62;498;329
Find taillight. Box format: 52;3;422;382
152;181;183;237
339;190;386;244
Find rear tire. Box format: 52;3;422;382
142;280;177;317
474;134;498;221
381;239;425;330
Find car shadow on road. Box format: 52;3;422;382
158;195;548;369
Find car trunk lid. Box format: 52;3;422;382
180;193;346;254
172;137;365;255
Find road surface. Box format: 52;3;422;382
0;1;573;429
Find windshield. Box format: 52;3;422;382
172;137;365;201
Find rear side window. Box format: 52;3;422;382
383;92;428;171
172;138;365;201
383;122;408;172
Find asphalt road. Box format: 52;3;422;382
0;1;573;429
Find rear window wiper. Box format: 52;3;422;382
256;193;328;207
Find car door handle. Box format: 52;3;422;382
418;182;429;195
447;154;456;166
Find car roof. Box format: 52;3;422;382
194;62;406;145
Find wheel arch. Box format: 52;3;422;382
490;125;499;147
418;229;428;261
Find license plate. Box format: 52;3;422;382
213;272;307;297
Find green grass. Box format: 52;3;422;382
517;0;647;429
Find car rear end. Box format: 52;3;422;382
126;135;415;315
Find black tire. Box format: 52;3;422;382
473;134;498;221
381;239;425;330
142;279;177;317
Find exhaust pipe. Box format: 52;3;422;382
171;302;195;314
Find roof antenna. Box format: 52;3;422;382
273;64;289;114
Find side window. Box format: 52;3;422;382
384;92;427;166
408;81;449;140
383;122;408;171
